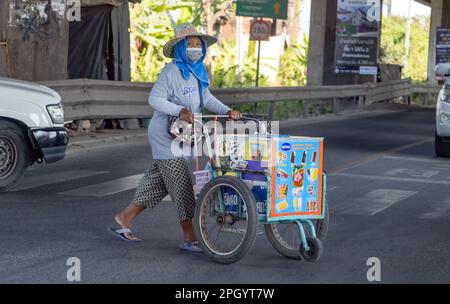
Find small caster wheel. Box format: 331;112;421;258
300;237;323;262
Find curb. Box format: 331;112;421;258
67;131;148;154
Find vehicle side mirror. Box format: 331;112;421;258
435;63;450;79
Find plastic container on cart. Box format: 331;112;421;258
194;170;211;195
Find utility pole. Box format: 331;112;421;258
202;0;213;81
385;0;392;17
236;15;244;82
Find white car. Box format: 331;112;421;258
435;63;450;157
0;77;68;192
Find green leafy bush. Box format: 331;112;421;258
277;35;309;86
210;39;270;88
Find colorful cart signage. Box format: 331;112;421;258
212;134;324;221
268;137;324;221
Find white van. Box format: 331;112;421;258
0;77;68;192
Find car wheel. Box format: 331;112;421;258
0;120;31;192
435;131;450;158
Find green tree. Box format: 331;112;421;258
380;15;430;82
130;0;197;82
130;0;234;82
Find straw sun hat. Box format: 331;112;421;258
163;22;217;58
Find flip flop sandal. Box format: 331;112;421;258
109;227;141;242
178;241;203;253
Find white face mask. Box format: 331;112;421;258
186;47;203;62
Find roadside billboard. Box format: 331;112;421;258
334;0;381;75
436;27;450;65
436;27;450;80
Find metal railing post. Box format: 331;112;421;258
302;100;309;117
358;95;365;111
268;101;275;121
333;98;340;114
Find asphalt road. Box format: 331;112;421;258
1;107;449;283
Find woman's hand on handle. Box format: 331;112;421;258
179;108;194;124
227;110;242;121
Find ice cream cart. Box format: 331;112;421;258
192;116;329;264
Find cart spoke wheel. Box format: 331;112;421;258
264;203;329;260
195;176;258;264
271;222;302;251
198;184;248;256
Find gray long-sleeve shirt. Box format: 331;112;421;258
148;62;231;159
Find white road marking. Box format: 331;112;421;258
330;138;434;173
385;168;439;179
419;198;450;220
331;172;450;186
369;189;417;216
381;156;450;173
327;186;338;191
382;155;447;164
59;174;144;197
338;189;417;216
57;175;192;200
380;155;450;173
433;166;450;172
14;170;109;191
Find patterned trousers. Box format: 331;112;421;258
132;158;196;222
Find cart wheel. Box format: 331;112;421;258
194;176;258;264
300;237;323;262
264;203;329;260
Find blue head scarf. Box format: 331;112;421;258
173;37;209;92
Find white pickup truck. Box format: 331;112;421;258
434;63;450;157
0;77;68;192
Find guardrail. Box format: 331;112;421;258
38;78;443;122
39;79;153;121
411;82;443;106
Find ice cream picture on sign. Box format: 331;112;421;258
270;137;323;218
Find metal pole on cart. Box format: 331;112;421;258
194;118;200;172
193;116;206;196
193;115;216;171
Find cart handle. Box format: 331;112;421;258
193;114;264;130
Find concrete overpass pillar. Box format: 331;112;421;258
306;0;327;85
